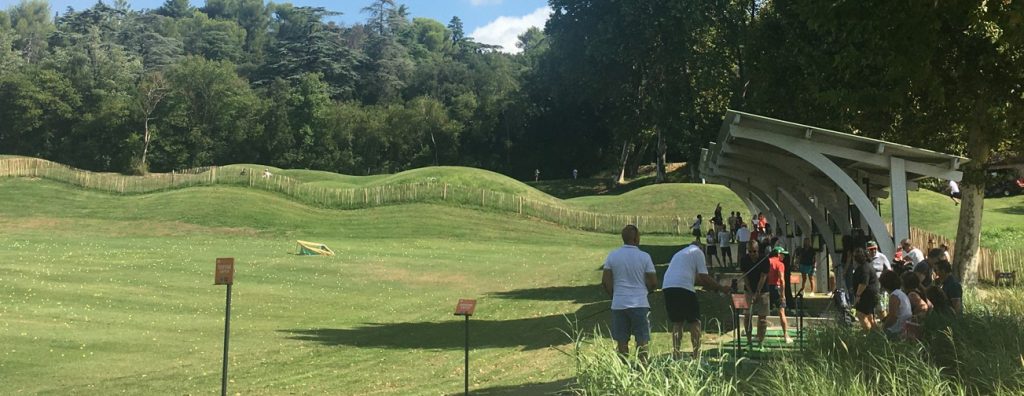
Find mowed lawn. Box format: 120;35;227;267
0;178;690;395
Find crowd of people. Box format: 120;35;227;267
601;213;967;361
845;237;963;340
602;218;808;361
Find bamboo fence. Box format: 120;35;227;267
2;156;1020;283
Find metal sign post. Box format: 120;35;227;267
454;299;477;395
215;258;235;396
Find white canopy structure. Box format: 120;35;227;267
700;110;967;281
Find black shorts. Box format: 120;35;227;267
854;290;879;315
767;285;786;310
706;245;718;256
663;288;700;324
720;246;732;258
951;191;962;199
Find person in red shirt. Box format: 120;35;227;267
768;246;794;344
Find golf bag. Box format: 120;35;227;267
831;288;856;325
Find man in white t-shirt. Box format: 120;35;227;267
661;242;727;359
866;240;892;278
898;238;925;271
602;225;658;362
736;223;751;247
717;225;734;268
948;180;961;205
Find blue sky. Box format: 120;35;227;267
0;0;551;52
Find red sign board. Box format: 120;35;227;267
215;258;234;285
730;294;749;310
454;299;476;316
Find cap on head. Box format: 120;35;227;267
772;246;789;255
866;240;878;250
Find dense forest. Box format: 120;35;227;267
0;0;1021;185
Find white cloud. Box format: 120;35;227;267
469;0;504;5
469;6;551;54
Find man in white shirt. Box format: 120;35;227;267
866;240;892;278
717;225;734;268
899;238;925;270
661;242;727;359
602;225;658;362
948;180;961;205
736;223;751;249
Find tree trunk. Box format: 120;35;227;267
141;117;152;172
655;127;667;183
953;128;991;284
616;138;631;184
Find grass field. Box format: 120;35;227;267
0;177;699;394
2;163;1023;394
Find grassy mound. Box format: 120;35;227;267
224;164;562;205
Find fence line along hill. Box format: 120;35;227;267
1;156;1018;283
0;157;699;235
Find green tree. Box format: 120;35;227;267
361;0;395;36
263;6;359;99
133;71;169;173
9;0;53;63
155;0;193;19
157;56;263;169
746;1;1024;282
180;12;246;62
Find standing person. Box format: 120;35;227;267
795;237;818;294
717;225;734;268
691;215;703;241
727;212;737;241
866;241;892;279
736;223;751;249
934;260;963;315
948;180;961;205
662;241;728;359
768;246;795;343
713;203;723;226
573;168;578;180
851;248;881;331
740;241;770;346
534;168;540;182
705;229;721;268
601;225;658;362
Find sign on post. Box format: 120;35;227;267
215;258;235;396
215;258;234;285
454;299;476;316
454;298;476;395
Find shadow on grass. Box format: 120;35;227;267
489;285;606;304
280;302;608;351
448;378;574;396
993;205;1024;215
280;287;737;351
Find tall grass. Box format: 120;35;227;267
571;288;1024;395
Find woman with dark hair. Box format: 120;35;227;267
901;272;931;320
851;248;881;331
881;271;912;338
